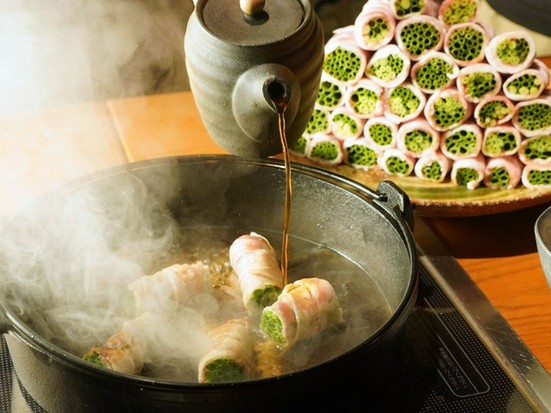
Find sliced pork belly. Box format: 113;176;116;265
397;117;440;158
450;154;486;190
483;156;523;190
394;15;445;61
414;151;451;182
485;31;536;75
456;63;502;103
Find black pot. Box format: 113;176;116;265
0;155;418;412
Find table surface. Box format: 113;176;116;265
1;88;550;376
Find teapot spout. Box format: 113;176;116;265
264;76;291;114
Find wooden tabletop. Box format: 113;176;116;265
1;90;550;376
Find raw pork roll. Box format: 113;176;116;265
306;133;345;165
383;82;427;124
437;0;479;27
229;232;283;313
289;134;311;157
260;278;343;349
329;107;366;140
397;118;440;158
440;122;482;160
411;51;459;94
390;0;436;19
503;66;549;102
424;87;472;131
323;37;368;87
316;73;346;110
485;31;536;74
366;44;411;88
364;116;399;150
198;318;256;383
343;137;382;170
456;63;502;103
378;148;416;176
483;156;523;190
354;1;396;51
518;135;551;165
512;95;551;138
394;15;445;61
450;154;486;189
414;151;451;182
444;22;489;67
344;79;384;119
303;106;331;137
473;95;515;128
481;124;521;158
522;163;551;189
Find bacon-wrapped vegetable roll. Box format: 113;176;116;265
344;79;384;119
456;63;502;103
411;51;459;94
522;163;551;190
304;106;331;137
289;134;311;157
198;318;256;383
438;0;479;27
424;87;472;131
229;233;283;313
366;44;411;88
260;278;343;349
512;96;551;138
518;135;551;165
394;15;445;61
354;1;396;51
440;122;482;160
397;118;440;158
444;22;489;67
414;151;451;182
364;116;399;150
390;0;435;19
316;74;346;110
383;82;427;124
378;148;416;176
483;156;523;190
473;95;515;128
343;137;382;170
306;133;345;165
503;67;548;102
485;31;536;75
451;154;485;189
481;124;521;158
329;107;366;140
323;37;368;87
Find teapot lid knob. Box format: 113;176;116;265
240;0;265;15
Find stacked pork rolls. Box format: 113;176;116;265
292;0;551;190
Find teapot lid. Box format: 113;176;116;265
199;0;305;45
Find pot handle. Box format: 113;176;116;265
374;180;414;231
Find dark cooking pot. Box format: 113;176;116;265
0;155;418;413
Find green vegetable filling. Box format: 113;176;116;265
368;54;404;82
316;81;343;109
305;108;329;135
415;57;454;91
394;0;425;17
290;135;309;155
516;103;551;131
349;87;379;116
369;124;394;146
483;132;518;156
346;144;378;167
260;309;286;346
506;74;542;96
310;140;340;161
462;72;497;99
399;22;441;57
83;351;106;368
455;168;480;186
405;130;433;154
496;38;530;65
332;113;360;138
444;129;478;156
488;167;511;188
442;0;478;26
323;47;362;83
432;97;466;128
421;161;444;181
361;17;390;46
203;359;244;383
389;87;421;118
522;135;551;162
386;155;412;175
252;286;282;308
527;169;551;186
477;101;512;127
446;26;485;62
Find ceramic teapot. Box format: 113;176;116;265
185;0;324;157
